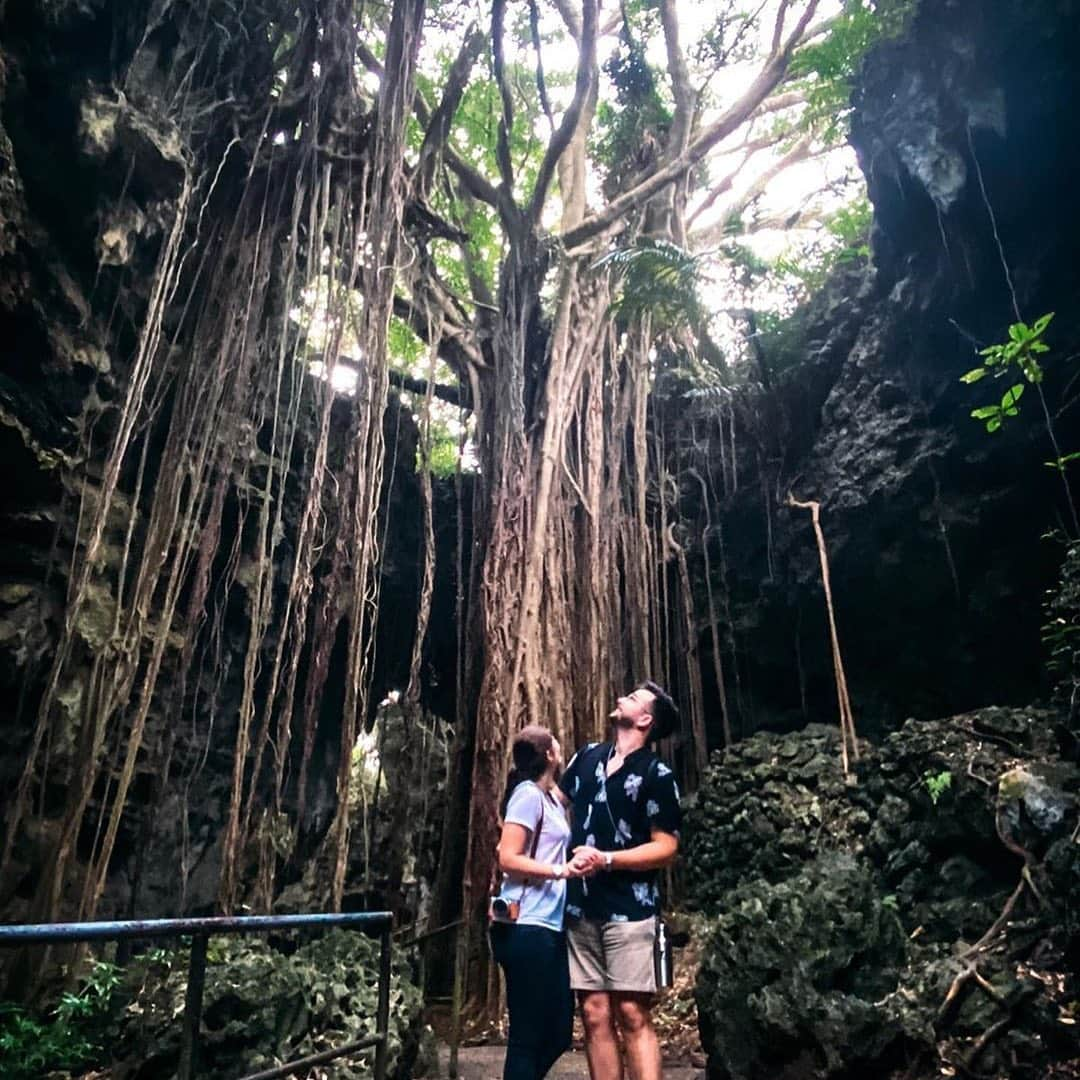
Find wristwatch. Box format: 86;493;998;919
604;851;614;870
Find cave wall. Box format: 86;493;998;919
0;0;458;924
685;0;1080;740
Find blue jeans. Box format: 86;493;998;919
489;922;574;1080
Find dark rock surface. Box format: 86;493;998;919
685;711;1080;1079
0;0;462;929
677;0;1080;743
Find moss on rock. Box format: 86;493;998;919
112;929;423;1079
687;710;1080;1078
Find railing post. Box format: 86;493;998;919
449;920;466;1080
179;933;209;1080
373;924;392;1080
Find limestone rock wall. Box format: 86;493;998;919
679;0;1080;740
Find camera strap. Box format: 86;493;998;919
517;791;546;901
491;782;546;899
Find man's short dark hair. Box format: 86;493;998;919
639;680;679;741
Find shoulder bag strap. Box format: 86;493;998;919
517;789;545;899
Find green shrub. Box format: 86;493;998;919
0;959;120;1078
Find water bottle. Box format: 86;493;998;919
653;917;673;989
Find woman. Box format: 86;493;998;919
489;725;578;1080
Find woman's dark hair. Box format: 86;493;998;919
640;680;679;741
500;725;554;816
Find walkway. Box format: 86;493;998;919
438;1045;704;1078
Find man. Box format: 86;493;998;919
559;681;681;1080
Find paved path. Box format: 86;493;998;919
437;1045;704;1079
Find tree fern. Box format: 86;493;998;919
593;238;709;330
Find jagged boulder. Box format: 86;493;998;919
683;724;873;911
696;853;917;1080
687;711;1080;1079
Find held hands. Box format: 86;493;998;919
568;845;608;877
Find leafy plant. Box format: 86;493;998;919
960;313;1053;432
594;238;709;331
591;9;671;196
923;769;952;805
0;959;121;1078
960;312;1080;534
826;196;873;259
788;0;914;144
427;429;461;478
967;382;1026;434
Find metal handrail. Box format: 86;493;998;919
0;911;394;1080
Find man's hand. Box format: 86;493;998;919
570;845;607;875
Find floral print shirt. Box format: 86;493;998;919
558;741;681;922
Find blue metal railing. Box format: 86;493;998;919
0;911;394;1080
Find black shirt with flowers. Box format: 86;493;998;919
558;741;681;923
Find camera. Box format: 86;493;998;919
489;895;520;922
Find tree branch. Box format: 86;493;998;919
528;0;598;225
560;0;821;250
527;0;555;128
659;0;695;157
491;0;517;196
389;367;465;407
771;0;795;56
757;89;808;115
658;0;696;243
689;134;816;246
392;295;485;378
685;130;795;231
552;0;622;44
358;38;501;209
416;25;486;199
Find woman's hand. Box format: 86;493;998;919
569;846;606;876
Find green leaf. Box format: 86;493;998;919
960;367;988;383
1001;384;1025;409
986;416;1002;433
1033;311;1055;334
971;405;1000;420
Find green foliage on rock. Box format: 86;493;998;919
788;0;914;143
923;768;952;804
961;313;1053;433
687;711;1080;1078
0;959;120;1078
113;930;423;1079
696;853;914;1080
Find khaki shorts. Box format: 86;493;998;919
566;917;657;993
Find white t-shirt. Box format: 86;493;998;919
498;781;571;931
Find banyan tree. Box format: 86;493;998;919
0;0;874;996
